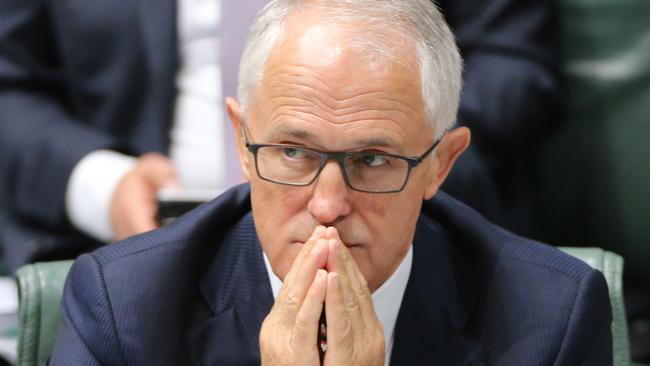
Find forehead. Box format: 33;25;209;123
247;11;434;151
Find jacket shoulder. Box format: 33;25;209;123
51;185;254;365
423;191;596;280
422;192;612;364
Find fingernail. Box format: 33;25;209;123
313;238;326;253
317;269;326;281
313;226;325;238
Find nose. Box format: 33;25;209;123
307;161;352;225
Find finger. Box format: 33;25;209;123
327;240;368;333
326;231;377;329
291;269;327;351
138;153;180;189
325;229;363;297
125;196;158;234
275;228;328;325
111;174;159;240
286;226;327;279
279;226;327;297
326;227;373;301
325;272;356;350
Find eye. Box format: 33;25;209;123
283;147;307;159
360;154;388;167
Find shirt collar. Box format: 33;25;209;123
263;245;413;360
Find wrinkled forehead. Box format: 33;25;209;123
245;12;432;148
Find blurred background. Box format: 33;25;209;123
535;0;650;360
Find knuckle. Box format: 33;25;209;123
137;154;157;167
282;273;295;290
359;276;369;290
285;290;300;307
353;281;369;298
375;322;385;336
293;312;310;331
344;292;359;312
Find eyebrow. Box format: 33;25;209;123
267;124;401;151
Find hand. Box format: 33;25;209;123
110;152;179;241
324;227;385;366
260;226;329;366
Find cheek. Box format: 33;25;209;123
353;191;390;220
267;244;302;281
251;179;301;226
356;192;417;241
354;192;422;287
251;182;312;280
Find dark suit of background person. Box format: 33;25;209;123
0;0;559;272
438;0;561;238
48;185;611;365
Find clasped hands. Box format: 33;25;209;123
260;226;385;366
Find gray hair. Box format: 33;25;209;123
237;0;462;137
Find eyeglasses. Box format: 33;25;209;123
244;130;442;194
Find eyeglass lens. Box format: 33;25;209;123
255;145;409;192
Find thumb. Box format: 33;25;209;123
137;152;181;189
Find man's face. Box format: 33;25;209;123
231;15;459;292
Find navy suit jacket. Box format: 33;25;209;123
0;0;560;271
50;185;612;365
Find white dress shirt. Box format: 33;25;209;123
263;245;413;366
66;0;228;242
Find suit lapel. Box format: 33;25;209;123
187;213;273;365
390;215;487;365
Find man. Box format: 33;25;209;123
49;0;602;365
0;0;560;272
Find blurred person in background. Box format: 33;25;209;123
0;0;559;272
0;0;266;271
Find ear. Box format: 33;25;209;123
423;127;471;200
225;97;252;181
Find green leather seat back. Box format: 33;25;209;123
537;0;650;289
16;260;73;366
560;247;630;365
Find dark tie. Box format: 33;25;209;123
318;310;327;362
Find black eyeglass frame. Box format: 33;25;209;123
243;131;443;194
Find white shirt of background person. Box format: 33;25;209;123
65;0;238;242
